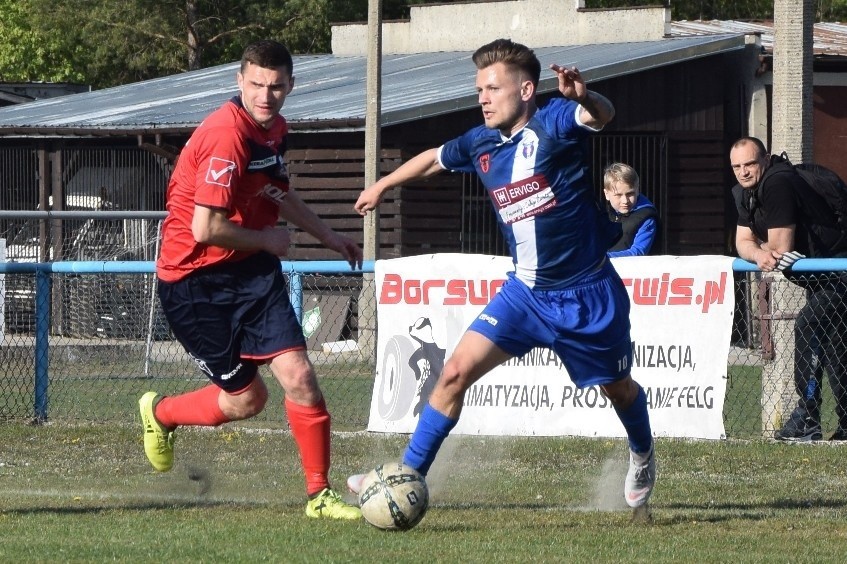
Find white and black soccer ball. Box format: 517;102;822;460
358;462;429;531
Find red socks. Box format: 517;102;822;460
154;388;331;496
285;397;331;496
155;384;229;428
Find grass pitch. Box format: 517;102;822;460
2;423;847;562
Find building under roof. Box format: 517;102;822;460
0;34;744;137
0;83;90;108
671;20;847;60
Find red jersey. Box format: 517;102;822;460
157;97;290;282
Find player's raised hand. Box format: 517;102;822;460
550;64;587;102
324;231;363;269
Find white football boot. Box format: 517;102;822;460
624;440;656;508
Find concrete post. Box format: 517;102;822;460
761;0;815;436
744;37;769;143
771;0;814;161
358;0;383;362
761;273;806;437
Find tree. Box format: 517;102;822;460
0;0;88;83
28;0;287;87
7;0;340;88
817;0;847;20
0;0;484;88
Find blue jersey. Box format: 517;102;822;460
438;97;618;290
607;194;658;258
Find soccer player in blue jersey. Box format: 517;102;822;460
352;38;655;510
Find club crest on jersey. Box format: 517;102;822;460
206;157;236;187
479;153;491;173
521;140;536;159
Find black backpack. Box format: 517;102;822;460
772;153;847;256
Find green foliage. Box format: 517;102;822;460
818;0;847;20
2;0;335;88
0;0;87;83
0;0;452;88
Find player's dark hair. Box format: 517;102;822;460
732;136;768;159
241;40;293;76
472;39;541;87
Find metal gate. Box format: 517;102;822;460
460;133;669;255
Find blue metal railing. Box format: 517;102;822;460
730;258;847;272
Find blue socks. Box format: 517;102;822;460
614;385;653;454
402;404;457;475
403;390;650;473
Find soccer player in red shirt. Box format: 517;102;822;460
140;40;362;520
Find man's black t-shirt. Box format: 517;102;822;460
732;157;839;258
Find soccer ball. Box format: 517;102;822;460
358;462;429;531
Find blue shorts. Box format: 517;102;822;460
467;261;632;388
158;251;306;392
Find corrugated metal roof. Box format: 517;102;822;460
0;34;744;137
671;20;847;57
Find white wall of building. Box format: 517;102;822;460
331;0;670;55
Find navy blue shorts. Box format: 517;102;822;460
467;261;632;388
158;251;306;392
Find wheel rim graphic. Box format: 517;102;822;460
377;335;416;420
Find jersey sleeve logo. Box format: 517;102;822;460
479;153;490;173
490;173;556;224
205;157;237;187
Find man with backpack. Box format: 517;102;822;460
730;136;847;441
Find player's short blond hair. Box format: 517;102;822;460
472;39;541;86
603;162;640;192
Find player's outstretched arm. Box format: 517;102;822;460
549;63;614;129
279;188;363;268
354;148;443;216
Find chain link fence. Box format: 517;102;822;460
730;269;847;440
0;265;376;431
2;215;846;438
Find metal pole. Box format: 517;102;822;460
34;269;50;421
290;270;304;324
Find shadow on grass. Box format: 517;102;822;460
662;497;847;511
654;497;847;524
0;495;329;518
0;499;258;516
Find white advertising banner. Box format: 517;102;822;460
367;254;735;439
